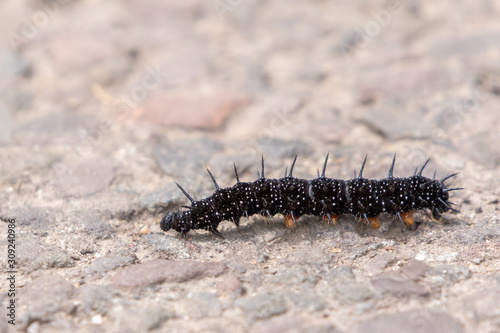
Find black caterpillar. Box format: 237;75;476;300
161;155;461;237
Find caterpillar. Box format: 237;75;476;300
160;154;461;237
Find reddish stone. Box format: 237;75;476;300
400;259;432;280
367;253;397;275
23;274;76;319
359;309;464;333
134;91;251;130
216;273;245;296
371;274;429;296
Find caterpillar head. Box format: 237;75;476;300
160;211;191;233
160;212;176;231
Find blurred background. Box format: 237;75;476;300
1;0;500;198
2;1;500;332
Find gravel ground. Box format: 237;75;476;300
1;1;500;332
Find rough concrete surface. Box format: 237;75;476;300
1;1;499;332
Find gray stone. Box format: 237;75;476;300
142;233;190;259
256;138;313;160
113;260;226;289
470;254;485;265
68;234;98;256
139;183;186;212
371;275;429;296
358;309;464;333
367;253;397;275
333;30;364;56
463;289;500;320
208;152;258;181
20;275;76;328
289;324;339;333
28;318;77;333
359;107;432;139
31;251;75;272
14;111;99;146
253;223;291;245
69;210;114;239
308;107;353;143
0;50;32;78
430;31;500;58
454;227;499;245
287;292;326;312
461;130;500;168
88;51;134;86
152;138;224;178
348;241;387;260
400;259;432;280
2;88;32;113
157;44;209;86
236;294;287;321
0;106;14;143
108;303;173;332
282;242;331;266
258;253;270;263
476;69;500;96
326;265;356;281
85;252;138;277
54;157;116;197
233;265;248;274
76;284;115;315
334;280;373;303
269;266;319;287
294;64;325;82
360;62;451;101
187;292;222;318
356;302;374;314
247;269;265;289
250;314;304;333
15;234;74;273
0;146;54;183
243;59;269;92
0;206;56;235
427;264;471;283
